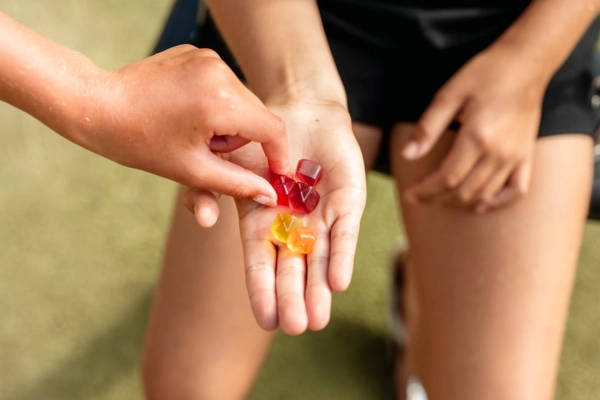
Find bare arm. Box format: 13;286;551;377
495;0;600;85
0;10;101;145
205;0;368;334
205;0;346;106
404;0;600;212
0;10;292;217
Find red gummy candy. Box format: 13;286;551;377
270;174;295;206
295;159;323;186
288;182;320;214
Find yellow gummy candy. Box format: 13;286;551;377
271;213;303;243
287;227;316;255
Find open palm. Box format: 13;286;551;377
229;102;366;335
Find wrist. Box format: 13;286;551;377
482;40;553;92
21;51;110;150
244;54;347;109
56;61;114;150
258;73;348;111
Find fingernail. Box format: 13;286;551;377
402;140;420;159
253;195;276;206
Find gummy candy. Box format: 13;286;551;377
287;227;316;254
271;212;303;243
295;159;323;186
288;182;320;214
270;174;296;206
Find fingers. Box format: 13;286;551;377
305;225;332;331
243;237;279;331
208;135;250;153
276;248;309;335
404;132;481;204
484;161;532;211
472;166;513;214
328;211;362;293
435;159;499;207
216;95;289;176
189;150;278;206
403;87;465;160
182;187;220;228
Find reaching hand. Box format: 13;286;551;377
220;101;366;335
79;45;288;218
402;44;546;213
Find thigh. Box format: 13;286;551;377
142;191;273;400
353;121;383;170
390;123;593;400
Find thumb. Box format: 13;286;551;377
189;152;278;206
403;88;464;160
182;187;220;228
217;95;289;175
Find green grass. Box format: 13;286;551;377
1;1;600;399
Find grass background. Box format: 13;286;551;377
0;1;599;399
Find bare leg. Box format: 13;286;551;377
391;123;592;400
142;122;382;399
142;192;273;400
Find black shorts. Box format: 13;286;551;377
195;3;600;173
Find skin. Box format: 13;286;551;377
393;126;592;399
142;121;380;399
143;0;600;399
403;0;600;212
0;10;290;223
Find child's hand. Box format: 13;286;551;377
0;11;288;220
402;44;547;213
211;101;366;334
79;45;288;212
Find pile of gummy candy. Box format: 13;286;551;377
269;159;322;255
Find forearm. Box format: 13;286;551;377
205;0;346;106
0;11;103;144
493;0;600;83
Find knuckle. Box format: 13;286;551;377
200;88;235;122
470;127;494;152
433;87;456;106
246;261;272;276
270;114;286;137
196;48;220;59
195;56;231;83
479;192;494;204
174;43;197;53
277;293;300;310
214;87;234;104
441;171;461;189
331;230;358;244
277;263;303;278
309;254;330;268
330;249;356;264
456;188;472;203
206;56;230;76
227;181;252;199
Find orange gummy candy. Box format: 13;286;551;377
286;227;316;254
